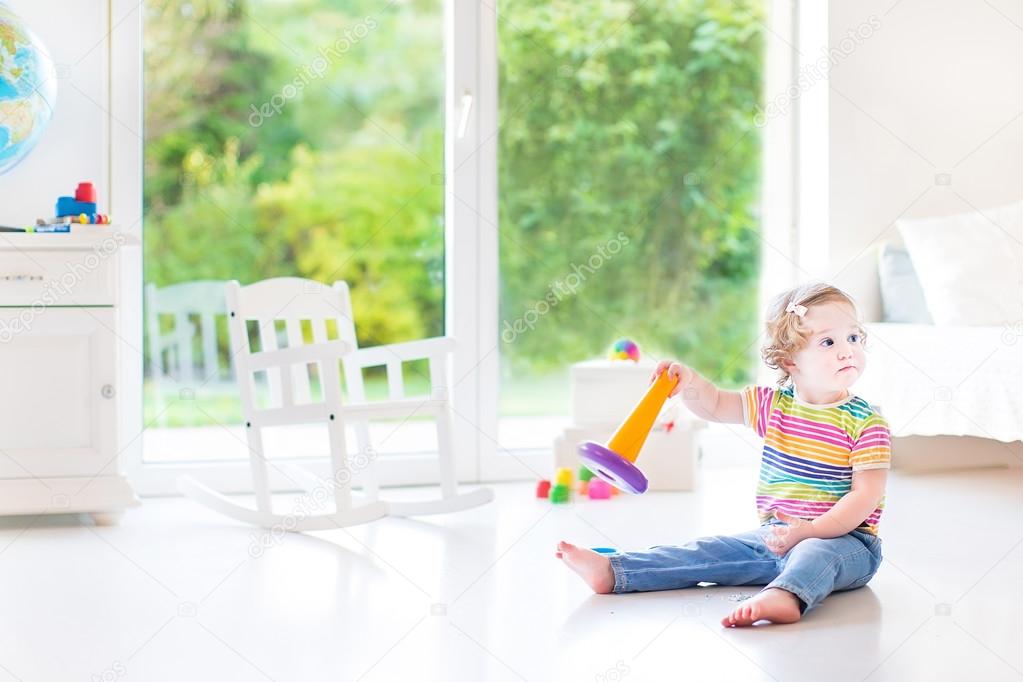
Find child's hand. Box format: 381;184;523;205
651;360;694;397
764;511;815;556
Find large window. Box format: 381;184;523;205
142;0;445;464
496;1;766;451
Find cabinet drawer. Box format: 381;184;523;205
0;248;117;306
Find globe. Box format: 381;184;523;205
0;4;57;176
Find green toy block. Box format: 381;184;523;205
578;466;595;482
549;483;571;504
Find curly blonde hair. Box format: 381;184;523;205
761;283;865;387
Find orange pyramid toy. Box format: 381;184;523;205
577;370;678;494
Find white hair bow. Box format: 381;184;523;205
785;302;808;318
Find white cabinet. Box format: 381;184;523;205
0;230;138;521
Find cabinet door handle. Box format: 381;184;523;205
101;384;115;399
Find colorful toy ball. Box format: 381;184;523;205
588;479;612;500
609;338;640;362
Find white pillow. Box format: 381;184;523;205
896;200;1023;326
877;243;933;324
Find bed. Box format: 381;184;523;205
845;200;1023;470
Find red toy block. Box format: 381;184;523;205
536;479;551;499
75;182;97;203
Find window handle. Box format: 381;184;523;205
457;90;473;139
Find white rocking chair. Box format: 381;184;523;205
178;277;492;530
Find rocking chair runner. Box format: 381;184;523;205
178;277;493;530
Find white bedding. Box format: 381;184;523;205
856;323;1023;443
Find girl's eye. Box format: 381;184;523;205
820;338;834;347
848;333;861;343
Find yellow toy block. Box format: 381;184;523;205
554;467;573;486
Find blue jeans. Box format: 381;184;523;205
608;520;883;614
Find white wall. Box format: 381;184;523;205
0;1;144;489
0;1;113;227
825;0;1023;321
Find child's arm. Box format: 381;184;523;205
767;469;888;554
652;361;744;425
807;469;888;538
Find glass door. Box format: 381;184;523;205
139;0;450;491
484;0;767;475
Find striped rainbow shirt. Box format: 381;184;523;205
741;385;891;536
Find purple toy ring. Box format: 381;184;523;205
578;441;649;494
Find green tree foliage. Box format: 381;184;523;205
144;0;763;389
144;0;303;210
257;138;444;344
498;0;764;385
144;0;445;349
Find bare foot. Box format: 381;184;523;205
721;588;802;627
556;541;615;594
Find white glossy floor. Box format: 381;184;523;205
1;458;1021;681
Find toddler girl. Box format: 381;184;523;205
557;283;890;627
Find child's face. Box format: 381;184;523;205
785;301;866;395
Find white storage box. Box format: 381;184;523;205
570;359;659;425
